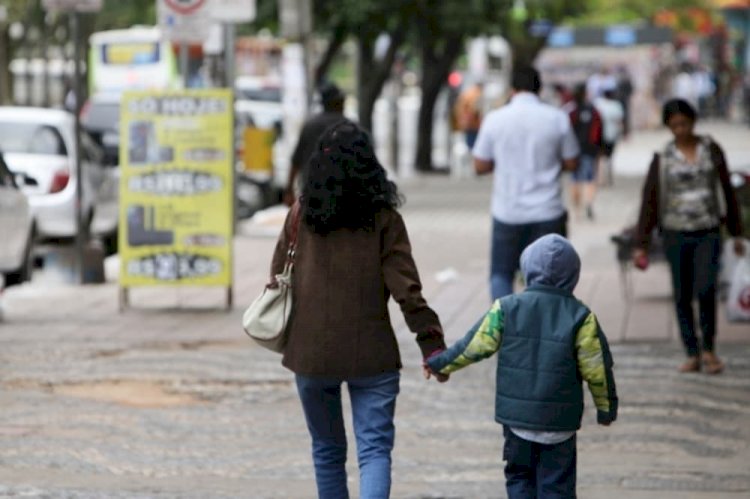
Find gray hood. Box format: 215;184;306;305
520;234;581;292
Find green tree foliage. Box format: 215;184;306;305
92;0;156;31
413;0;585;170
569;0;710;27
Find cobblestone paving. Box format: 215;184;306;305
2;133;750;497
1;339;749;498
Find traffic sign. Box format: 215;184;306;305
164;0;206;15
158;0;212;43
42;0;102;12
211;0;256;23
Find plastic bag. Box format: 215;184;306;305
727;256;750;322
720;239;749;300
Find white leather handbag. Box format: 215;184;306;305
242;204;300;352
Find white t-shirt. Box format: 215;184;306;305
511;428;575;445
594;97;625;143
472;93;579;224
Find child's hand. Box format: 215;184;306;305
423;365;449;383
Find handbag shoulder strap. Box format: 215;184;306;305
287;202;302;262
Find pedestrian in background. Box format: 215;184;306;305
634;99;745;374
472;66;579;301
614;65;634;137
586;66;617;101
454;81;483;148
270;121;447;499
568;83;603;220
284;82;347;206
551;82;574;111
594;89;625;187
425;234;618;499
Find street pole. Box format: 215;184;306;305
72;11;84;284
0;6;9;105
41;15;50;108
225;23;238;236
180;42;189;87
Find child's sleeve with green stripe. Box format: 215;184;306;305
576;312;618;424
426;300;504;375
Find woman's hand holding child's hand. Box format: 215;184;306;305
423;365;449;383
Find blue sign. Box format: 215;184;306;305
529;19;554;38
547;28;574;47
605;26;636;46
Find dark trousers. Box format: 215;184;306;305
662;229;721;357
490;213;567;300
503;426;577;499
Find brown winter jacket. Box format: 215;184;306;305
270;207;445;378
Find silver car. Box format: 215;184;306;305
0;107;118;243
0;152;35;287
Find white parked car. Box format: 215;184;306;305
0;152;35;286
0;107;119;244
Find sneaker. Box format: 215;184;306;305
702;352;724;375
678;356;701;373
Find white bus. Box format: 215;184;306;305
88;26;180;95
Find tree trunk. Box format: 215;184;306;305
357;37;375;132
510;37;547;68
416;37;462;172
314;25;347;87
356;29;405;133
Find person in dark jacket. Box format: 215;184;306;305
270;120;447;499
568;83;603;220
425;234;617;499
283;82;347;206
634;99;745;374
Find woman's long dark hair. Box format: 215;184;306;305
301;120;401;234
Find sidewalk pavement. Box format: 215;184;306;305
0;121;748;497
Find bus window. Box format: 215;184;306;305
89;27;179;95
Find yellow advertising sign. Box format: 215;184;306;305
118;89;233;287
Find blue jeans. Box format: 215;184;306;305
503;426;577;499
571;154;597;183
662;229;721;357
295;371;400;499
490;214;568;300
465;130;479;149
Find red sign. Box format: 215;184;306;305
164;0;206;15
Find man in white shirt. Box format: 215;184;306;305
473;66;580;300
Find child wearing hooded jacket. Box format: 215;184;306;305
426;234;618;499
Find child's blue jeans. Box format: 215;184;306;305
503;426;577;499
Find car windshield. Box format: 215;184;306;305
0;122;68;156
83;101;120;130
237;87;281;103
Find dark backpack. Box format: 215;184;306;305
571;103;602;154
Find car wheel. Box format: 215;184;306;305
237;179;267;219
5;225;35;287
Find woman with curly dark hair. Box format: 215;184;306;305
268;120;447;499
